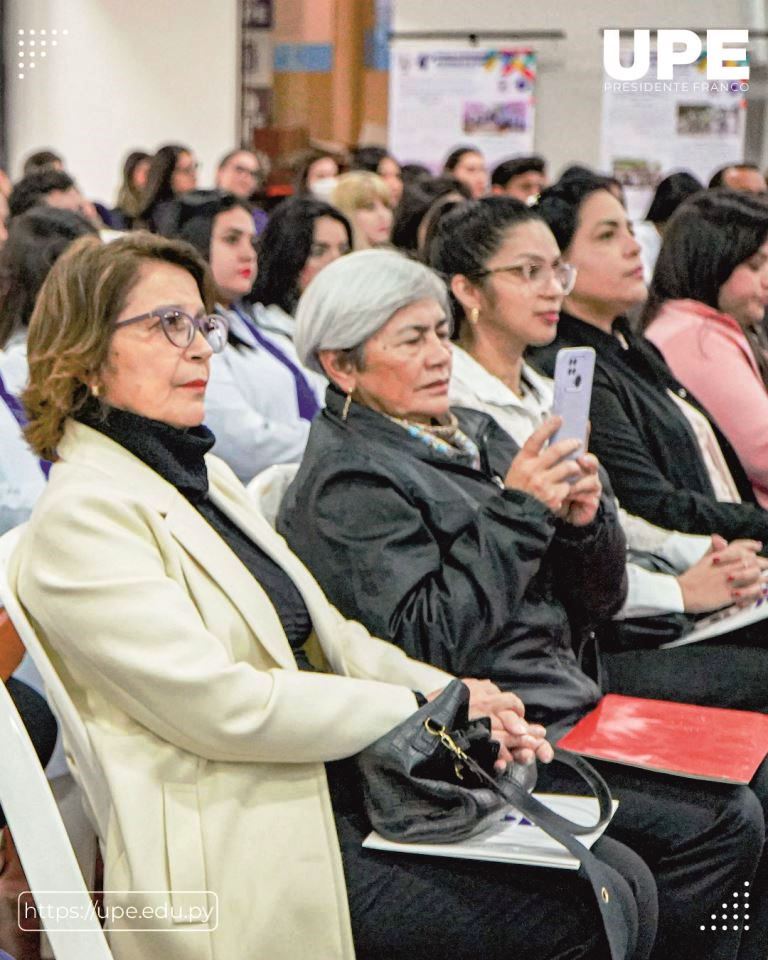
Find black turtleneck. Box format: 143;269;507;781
76;400;314;668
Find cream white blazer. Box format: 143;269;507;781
9;420;451;960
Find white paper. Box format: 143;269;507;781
363;793;618;871
660;598;768;649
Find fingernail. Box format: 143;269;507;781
727;574;735;582
712;557;721;565
732;589;743;598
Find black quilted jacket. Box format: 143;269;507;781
277;386;628;735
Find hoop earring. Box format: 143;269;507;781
342;391;353;422
469;307;480;326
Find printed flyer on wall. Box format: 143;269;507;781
389;43;536;170
601;46;747;218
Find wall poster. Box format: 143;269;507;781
389;43;536;169
601;47;747;219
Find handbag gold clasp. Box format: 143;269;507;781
424;717;469;780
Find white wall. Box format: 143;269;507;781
392;0;764;177
5;0;239;204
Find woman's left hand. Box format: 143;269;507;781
427;679;554;770
559;454;602;527
460;679;554;770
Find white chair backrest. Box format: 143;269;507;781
0;669;113;958
247;462;300;529
0;526;106;838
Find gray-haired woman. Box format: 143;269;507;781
278;248;768;960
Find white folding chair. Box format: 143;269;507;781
0;677;112;959
0;525;113;960
247;462;299;529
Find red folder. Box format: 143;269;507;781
557;694;768;784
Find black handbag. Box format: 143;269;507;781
358;680;636;960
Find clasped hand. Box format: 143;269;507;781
427;678;554;772
503;416;601;526
677;534;768;613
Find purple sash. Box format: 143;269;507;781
233;305;320;422
0;370;51;477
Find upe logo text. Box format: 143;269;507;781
603;29;749;81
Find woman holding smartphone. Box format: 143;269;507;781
428;195;768;713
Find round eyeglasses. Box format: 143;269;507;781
475;261;577;296
114;308;229;353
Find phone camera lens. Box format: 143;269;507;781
574;375;582;387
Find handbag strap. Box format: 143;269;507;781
425;720;632;960
426;719;613;834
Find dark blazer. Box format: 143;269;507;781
277;386;628;735
530;312;768;542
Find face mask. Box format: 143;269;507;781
310;176;339;200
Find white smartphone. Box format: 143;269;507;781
550;346;596;460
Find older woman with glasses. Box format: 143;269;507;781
9;231;639;960
276;246;768;960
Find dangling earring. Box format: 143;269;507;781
342;391;353;422
91;383;101;398
469;307;480;326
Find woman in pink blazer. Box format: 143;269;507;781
643;189;768;507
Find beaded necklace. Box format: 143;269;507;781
386;413;481;469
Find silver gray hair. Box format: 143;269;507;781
294;248;450;373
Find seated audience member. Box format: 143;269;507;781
391;176;470;255
331;172;394;250
276;247;768;960
442;145;488;199
641;190;768;507
634;171;702;281
709;163;767;193
169;191;317;482
559;166;626;204
491;155;548;203
529;175;768;542
215;148;264;198
248;195;351;403
136;143;198;234
6;231;654;960
349;145;403;206
21;149;64;176
9;169;104;229
0;396;45;535
0;208;98;524
0;169;11;246
214;148;269;234
399;162;432;186
0;678;58;832
419;193;468;260
112;150;152;229
9;170;84;219
429;196;768;708
0;192;8;249
293;148;342;199
0;208;99;394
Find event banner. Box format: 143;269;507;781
600;48;747;219
389;43;536;170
